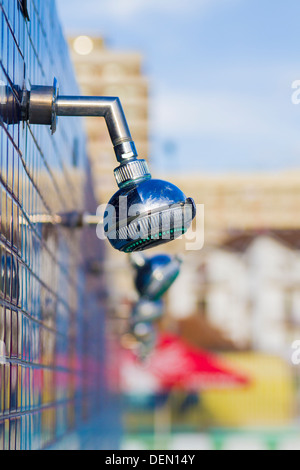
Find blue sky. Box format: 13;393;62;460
56;0;300;174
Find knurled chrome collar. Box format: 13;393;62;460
114;159;151;187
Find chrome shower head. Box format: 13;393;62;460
130;253;182;300
104;176;196;253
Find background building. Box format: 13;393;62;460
165;173;300;345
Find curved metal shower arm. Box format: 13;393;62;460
55;95;137;162
24;82;138;163
1;80;138;162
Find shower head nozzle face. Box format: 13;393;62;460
104;179;196;252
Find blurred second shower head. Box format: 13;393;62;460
130;252;182;300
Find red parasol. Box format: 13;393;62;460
122;333;249;393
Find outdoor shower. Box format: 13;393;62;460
0;80;196;252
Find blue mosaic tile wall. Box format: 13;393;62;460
0;0;121;449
